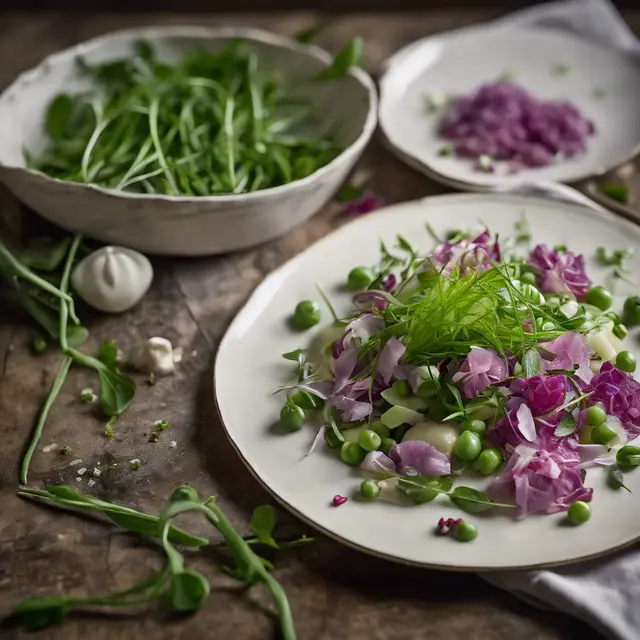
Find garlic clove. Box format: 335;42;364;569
126;337;177;376
71;246;153;313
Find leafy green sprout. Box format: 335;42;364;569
13;486;306;638
30;38;363;197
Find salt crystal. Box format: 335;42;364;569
70;459;82;466
77;467;87;476
87;479;97;488
93;468;101;477
169;441;177;448
42;443;58;453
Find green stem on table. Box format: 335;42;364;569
59;234;83;352
204;500;296;640
0;240;79;325
19;357;72;485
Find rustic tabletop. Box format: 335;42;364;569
1;9;637;640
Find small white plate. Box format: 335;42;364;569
379;27;640;190
215;193;640;571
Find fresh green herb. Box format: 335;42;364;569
598;183;629;203
315;37;364;81
498;69;516;81
14;487;300;639
397;475;453;505
249;504;279;548
98;339;119;368
551;62;570;76
554;412;577;437
437;145;453;157
59;445;72;456
449;486;509;514
617;445;640;468
104;417;115;439
30;42;345;196
522;348;541;378
129;459;141;471
148;372;157;386
423;92;448;113
514;215;531;243
149;420;169;442
337;182;364;202
294;21;328;44
609;466;631;492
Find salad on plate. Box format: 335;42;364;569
277;220;640;542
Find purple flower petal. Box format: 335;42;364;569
360;451;396;475
377;338;406;384
389;441;451;476
333;348;357;393
452;347;507;398
529;244;591;300
330;395;372;422
541;332;593;384
515;403;537;442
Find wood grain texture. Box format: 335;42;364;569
2;9;638;639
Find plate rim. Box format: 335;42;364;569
214;192;640;571
378;25;640;190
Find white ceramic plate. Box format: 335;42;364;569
379;27;640;191
215;193;640;571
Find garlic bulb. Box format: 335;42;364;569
126;337;179;376
71;246;153;313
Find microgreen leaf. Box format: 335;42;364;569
449;486;513;513
315;37;364;81
46;94;74;141
598;183;629;204
18;237;71;271
294;21;328;44
554;412;577;437
609;466;631;492
169;570;210;612
96;366;136;417
595;246;633;268
522;349;541;378
250;505;279;549
11;596;70;630
397;475;452;505
98;339;119;368
337;182;364;202
514;215;531;244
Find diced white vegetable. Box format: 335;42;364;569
586;321;623;362
559;300;579;319
381;406;424;429
380;388;428;412
401;420;460;457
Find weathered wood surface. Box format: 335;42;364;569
2;10;638;639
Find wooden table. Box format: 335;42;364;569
1;10;635;639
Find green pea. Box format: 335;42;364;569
280;402;305;431
371;421;390;438
591;423;617;445
290;390;322;410
624;295;640;326
393;379;412;398
360;479;381;500
586;405;607;427
340;441;366;466
292;300;321;330
604;311;621;324
326;429;343;449
519;272;537;286
453;431;482;461
613;324;629;340
474;448;503;475
416;380;438;399
454;521;478;542
460;419;486;438
567;501;591;525
616;350;637;373
380;437;396;454
358;429;382;453
31;336;48;354
616;445;640;468
347;266;375;290
585;286;613;311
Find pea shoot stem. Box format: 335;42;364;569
19;357;72;485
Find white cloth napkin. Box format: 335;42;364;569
473;3;640;640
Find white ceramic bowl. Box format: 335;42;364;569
0;26;377;256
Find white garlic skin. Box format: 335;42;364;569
126;337;178;376
71;246;153;313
